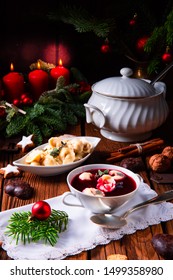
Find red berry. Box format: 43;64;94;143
21;93;28;100
23;97;30;104
13;99;20;106
22;97;33;105
0;107;6;117
31;201;51;220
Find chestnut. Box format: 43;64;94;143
5;179;34;200
151;233;173;260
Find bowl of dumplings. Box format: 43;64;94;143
13;136;101;176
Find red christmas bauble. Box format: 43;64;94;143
162;52;172;63
32;201;51;220
129;19;136;26
101;44;110;53
101;39;111;53
136;36;149;52
129;13;137;26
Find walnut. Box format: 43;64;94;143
162;146;173;161
149;154;171;173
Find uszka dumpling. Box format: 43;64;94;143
59;147;76;164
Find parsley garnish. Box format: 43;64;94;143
50;141;67;157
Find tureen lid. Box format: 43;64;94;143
92;67;158;98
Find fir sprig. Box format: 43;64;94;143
48;5;115;38
6;209;68;246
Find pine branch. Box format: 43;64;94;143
29;104;45;120
6;114;29;137
6;209;68;246
68;103;86;118
39;123;53;138
48;5;115;38
26;123;43;146
165;9;173;45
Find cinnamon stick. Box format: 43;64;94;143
106;138;164;163
118;138;162;154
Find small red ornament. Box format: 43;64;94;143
13;99;20;106
20;93;28;101
101;38;111;53
0;107;6;118
129;13;137;26
22;96;33;105
14;93;33;106
162;46;173;63
31;201;51;220
136;36;149;52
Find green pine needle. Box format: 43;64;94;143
6;209;68;247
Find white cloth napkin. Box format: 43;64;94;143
0;182;173;260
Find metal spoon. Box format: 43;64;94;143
150;61;173;85
90;190;173;229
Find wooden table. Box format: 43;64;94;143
0;115;173;260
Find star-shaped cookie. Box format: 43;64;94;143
16;134;35;152
0;164;21;178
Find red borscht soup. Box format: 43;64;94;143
71;168;136;197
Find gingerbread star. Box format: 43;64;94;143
0;164;21;178
16;134;35;152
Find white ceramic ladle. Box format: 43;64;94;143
90;190;173;229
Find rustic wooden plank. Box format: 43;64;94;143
65;251;89;260
123;233;145;260
90;244;107;260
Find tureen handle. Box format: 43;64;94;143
153;82;167;98
84;104;106;128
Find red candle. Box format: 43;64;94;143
50;59;70;88
28;62;49;100
2;63;25;102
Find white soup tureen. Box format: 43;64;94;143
84;67;169;142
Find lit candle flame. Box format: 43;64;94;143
37;61;41;69
10;63;14;71
59;59;63;66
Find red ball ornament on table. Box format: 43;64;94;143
31;200;51;220
2;63;25;103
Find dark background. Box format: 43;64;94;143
0;0;171;83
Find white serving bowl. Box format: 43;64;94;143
84;67;169;142
13;137;100;176
64;164;141;214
